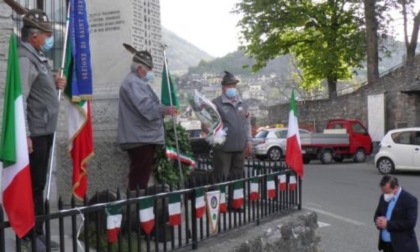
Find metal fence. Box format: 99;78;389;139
0;159;301;252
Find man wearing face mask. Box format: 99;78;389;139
118;49;177;190
374;175;418;252
19;8;66;251
211;71;252;181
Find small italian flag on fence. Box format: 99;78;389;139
139;198;155;235
232;181;244;209
105;204;122;243
278;174;286;192
195;188;205;218
166;146;195;168
289;175;297;191
249;177;259;201
267;174;276;199
168;194;182;226
219;185;227;213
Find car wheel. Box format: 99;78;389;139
268;147;282;161
320;149;333;164
353;149;366;163
377;157;395;174
333;157;344;163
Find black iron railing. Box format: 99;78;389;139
0;159;301;252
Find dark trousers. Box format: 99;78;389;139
212;150;245;209
127;144;157;190
28;134;54;236
381;242;395;252
212;149;244;181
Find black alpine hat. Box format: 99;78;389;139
221;71;239;85
133;50;154;69
23;9;52;33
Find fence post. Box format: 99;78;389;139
0;205;4;252
44;199;51;250
298;177;302;210
191;188;198;250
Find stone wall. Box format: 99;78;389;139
180;209;320;252
268;55;420;133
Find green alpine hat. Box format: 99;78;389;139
23;9;52;33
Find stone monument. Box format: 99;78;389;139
56;0;164;202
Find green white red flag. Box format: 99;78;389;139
106;204;122;243
219;185;227;213
249;177;259;201
165;146;195;169
289;175;297;191
232;181;244;209
285;90;304;178
0;34;35;238
139;198;155;234
266;175;276;199
195;188;205;218
161;60;180;108
168;194;182;226
278;174;286;191
64;0;94;199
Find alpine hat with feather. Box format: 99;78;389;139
221;71;239;85
123;43;153;69
23;9;52;33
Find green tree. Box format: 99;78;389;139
235;0;367;98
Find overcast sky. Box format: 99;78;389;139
160;0;419;58
160;0;241;58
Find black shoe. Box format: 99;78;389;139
38;235;59;250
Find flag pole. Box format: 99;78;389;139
46;3;71;201
162;46;184;189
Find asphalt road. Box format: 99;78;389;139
303;159;420;252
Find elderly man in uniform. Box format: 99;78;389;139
212;71;252;181
19;8;66;251
118;49;177;191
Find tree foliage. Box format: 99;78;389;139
235;0;367;98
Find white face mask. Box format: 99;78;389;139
383;193;394;202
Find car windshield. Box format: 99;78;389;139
255;130;269;138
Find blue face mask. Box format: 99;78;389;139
225;88;237;99
41;36;54;52
144;70;155;82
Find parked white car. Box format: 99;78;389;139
375;127;420;174
252;128;310;161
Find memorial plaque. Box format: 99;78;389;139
87;0;163;96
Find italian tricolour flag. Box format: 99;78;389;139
64;0;94;200
168;194;182;226
195;188;205;218
0;34;35;238
266;175;276;199
249;177;259;201
219;185;227;213
289;175;297;191
106;204;122;243
139;198;155;234
278;174;286;192
232;181;244;209
165;146;195;168
285;90;304;178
